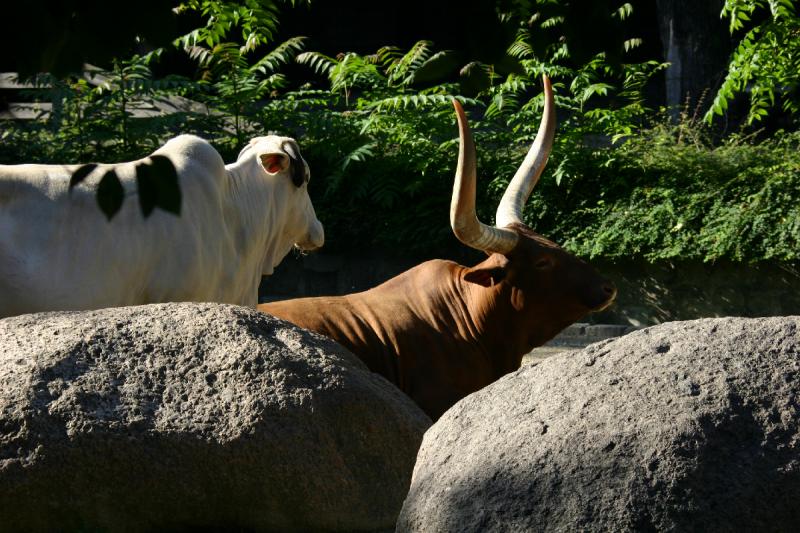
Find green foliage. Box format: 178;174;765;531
707;0;800;123
532;117;800;262
260;89;461;252
95;52;188;152
1;54;203;164
174;0;308;52
255;31;798;262
254;27;666;253
3;1;798;262
174;1;307;145
186;37;304;144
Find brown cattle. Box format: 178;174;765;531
260;75;616;420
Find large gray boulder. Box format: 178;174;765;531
398;316;800;532
0;303;431;532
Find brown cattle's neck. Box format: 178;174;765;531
369;261;527;377
455;269;531;378
389;260;531;379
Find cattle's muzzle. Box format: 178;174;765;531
589;280;617;311
296;220;325;251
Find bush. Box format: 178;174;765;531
533;120;800;262
258;93;800;262
1;13;797;263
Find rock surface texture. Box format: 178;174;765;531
398;316;800;532
0;303;431;532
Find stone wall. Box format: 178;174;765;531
260;253;800;327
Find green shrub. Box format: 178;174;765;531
707;0;800;124
533;122;800;262
258;76;799;262
254;32;664;254
2;2;797;263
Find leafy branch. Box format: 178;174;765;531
706;0;800;123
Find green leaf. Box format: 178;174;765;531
296;51;336;76
614;3;634;20
409;50;461;85
623;38;643;52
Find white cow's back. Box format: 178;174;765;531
0;135;255;317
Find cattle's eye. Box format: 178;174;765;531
534;257;554;270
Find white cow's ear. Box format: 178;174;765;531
258;152;290;175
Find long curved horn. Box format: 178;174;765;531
450;99;519;254
495;74;556;228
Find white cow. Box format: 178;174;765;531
0;134;324;318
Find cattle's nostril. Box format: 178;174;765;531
602;283;617;298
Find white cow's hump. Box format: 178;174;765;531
156;134;225;171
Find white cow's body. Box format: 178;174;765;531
0;134;324;318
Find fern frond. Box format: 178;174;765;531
459;61;489;77
369;93;454;112
262;73;287;90
340;142;376;171
420;82;461;95
508;29;534;59
296;51;336;76
329;53;383;93
174;29;201;50
252;36;307;75
324;142;376;195
377;46;403;68
408;50;459;85
613;3;634;20
485;92;521;118
207;43;248;77
185;45;213;67
387;40;433;85
508;39;534;59
578;83;614;105
623;38;643;52
541;16;565;28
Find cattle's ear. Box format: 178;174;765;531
258;152;289;176
464;256;509;287
281;141;307;187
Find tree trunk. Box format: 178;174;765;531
656;0;732;118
